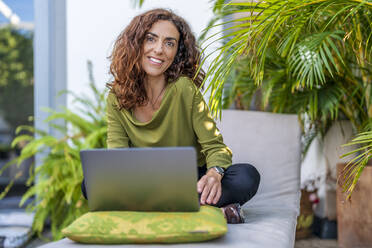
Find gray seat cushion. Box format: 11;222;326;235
40;110;301;248
217;110;301;211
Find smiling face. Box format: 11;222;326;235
141;20;180;81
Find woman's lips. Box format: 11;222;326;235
148;56;164;66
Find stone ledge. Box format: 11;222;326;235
0;226;32;248
0;210;34;248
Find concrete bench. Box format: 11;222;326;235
41;109;301;248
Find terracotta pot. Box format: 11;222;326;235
336;163;372;248
296;189;315;240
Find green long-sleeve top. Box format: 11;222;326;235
106;76;232;169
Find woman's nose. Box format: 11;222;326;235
154;41;163;54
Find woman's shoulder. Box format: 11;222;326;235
107;90;116;102
107;90;120;110
172;76;199;95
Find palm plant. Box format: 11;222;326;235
194;0;372;199
0;62;108;239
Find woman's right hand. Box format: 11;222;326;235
197;168;222;205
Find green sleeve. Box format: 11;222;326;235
191;88;232;169
106;93;130;148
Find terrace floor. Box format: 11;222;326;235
295;236;338;248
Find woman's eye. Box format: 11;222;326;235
146;36;155;42
166;42;175;47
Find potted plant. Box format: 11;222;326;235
0;62;108;240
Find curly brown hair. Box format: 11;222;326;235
107;8;205;110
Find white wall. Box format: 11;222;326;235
66;0;221;109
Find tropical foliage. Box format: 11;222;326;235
0;62;108;239
0;27;34;138
340;130;372;199
196;0;372;199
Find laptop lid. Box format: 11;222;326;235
80;147;200;212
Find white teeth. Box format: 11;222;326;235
149;57;163;63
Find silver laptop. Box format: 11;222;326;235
80;147;200;212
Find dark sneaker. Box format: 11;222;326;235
222;203;245;224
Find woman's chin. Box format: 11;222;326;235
144;71;165;78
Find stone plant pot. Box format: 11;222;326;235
336;163;372;248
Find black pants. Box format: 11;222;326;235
198;163;260;208
82;163;260;208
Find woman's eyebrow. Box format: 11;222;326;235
147;32;178;42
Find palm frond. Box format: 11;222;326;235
339;130;372;199
289;31;344;88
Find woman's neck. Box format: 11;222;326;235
145;74;167;100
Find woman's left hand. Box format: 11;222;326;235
197;168;222;205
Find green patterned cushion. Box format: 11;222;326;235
62;205;227;244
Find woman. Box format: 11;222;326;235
83;8;260;224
